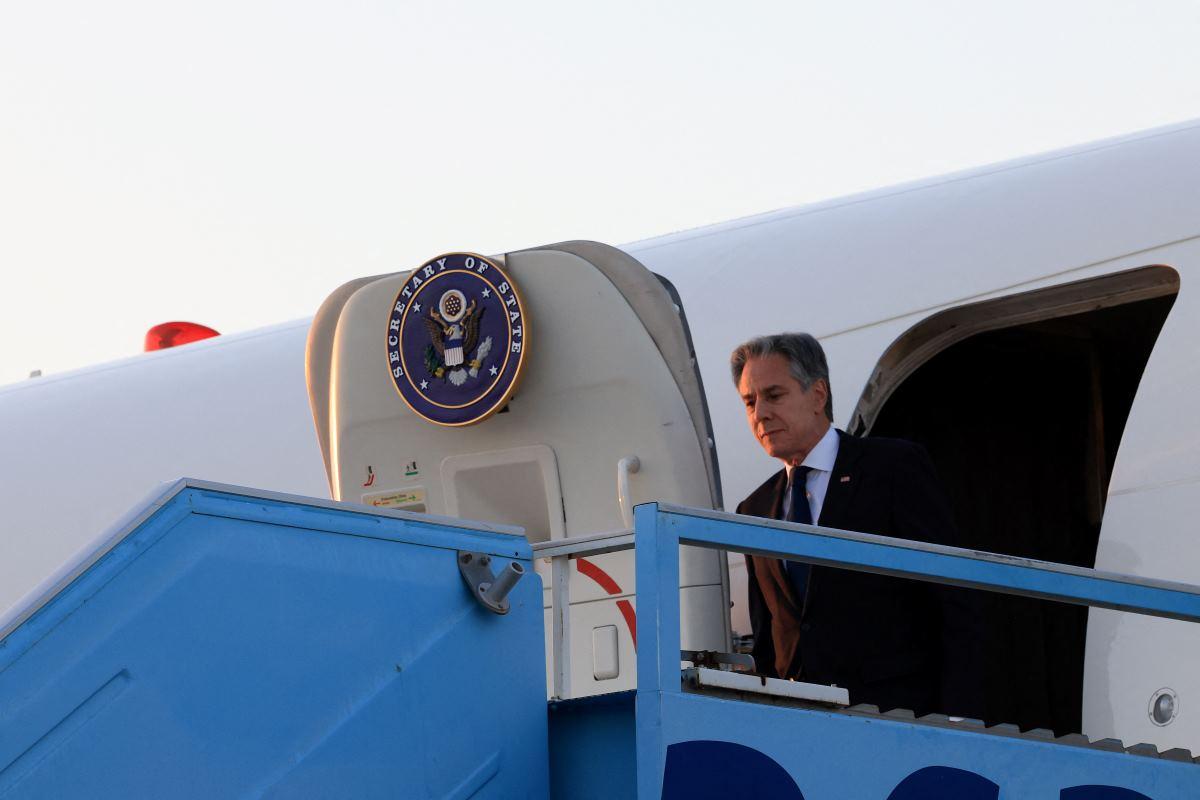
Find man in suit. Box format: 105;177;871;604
732;332;983;719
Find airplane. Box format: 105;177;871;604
2;116;1199;755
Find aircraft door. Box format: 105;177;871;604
846;265;1178;740
308;241;728;698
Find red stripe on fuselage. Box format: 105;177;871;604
576;557;637;648
616;600;637;647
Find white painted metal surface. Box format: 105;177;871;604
532;529;636;699
0;321;329;616
312;246;729;699
686;667;851;707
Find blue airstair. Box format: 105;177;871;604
1;481;1198;798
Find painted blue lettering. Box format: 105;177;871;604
887;767;998;800
657;740;1159;800
662;741;803;800
1061;788;1152;800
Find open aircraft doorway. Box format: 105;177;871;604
849;265;1179;736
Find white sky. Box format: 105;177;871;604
2;0;1199;385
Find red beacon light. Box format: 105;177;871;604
144;321;220;352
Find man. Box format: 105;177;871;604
732;332;983;719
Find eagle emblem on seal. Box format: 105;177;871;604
421;289;493;386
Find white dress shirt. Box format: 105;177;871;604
781;425;840;524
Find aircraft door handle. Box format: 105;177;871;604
617;455;641;529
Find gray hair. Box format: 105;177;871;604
730;332;834;421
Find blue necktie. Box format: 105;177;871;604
785;467;813;607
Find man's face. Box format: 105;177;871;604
738;353;830;465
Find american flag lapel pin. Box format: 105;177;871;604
839;475;851;483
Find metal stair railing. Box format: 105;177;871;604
533;502;1200;705
632;502;1200;698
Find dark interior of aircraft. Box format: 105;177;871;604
870;292;1176;734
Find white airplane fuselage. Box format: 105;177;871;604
3;119;1200;750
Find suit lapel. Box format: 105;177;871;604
817;430;865;528
747;469;804;611
742;468;787;519
769;470;787;521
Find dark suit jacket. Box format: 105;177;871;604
739;430;985;718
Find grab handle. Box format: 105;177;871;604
618;455;641;529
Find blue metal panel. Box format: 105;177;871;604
548;692;636;800
633;503;1200;799
653;692;1196;799
635;502;679;800
0;483;549;799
